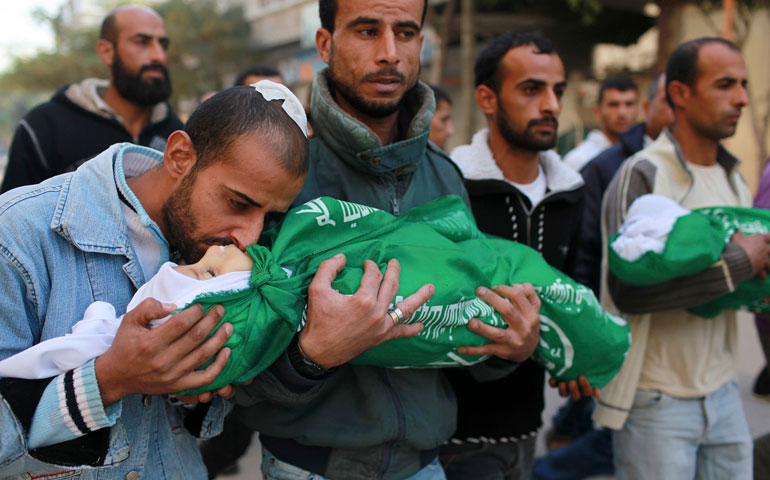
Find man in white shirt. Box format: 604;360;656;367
563;75;639;171
444;32;590;480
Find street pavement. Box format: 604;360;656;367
225;311;770;479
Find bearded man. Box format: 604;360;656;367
445;32;589;479
232;2;543;480
2;5;182;192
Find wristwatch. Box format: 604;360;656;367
288;334;335;378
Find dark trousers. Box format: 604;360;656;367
439;436;536;480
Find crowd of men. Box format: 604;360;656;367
0;1;767;479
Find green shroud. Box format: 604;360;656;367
608;206;770;318
178;196;630;394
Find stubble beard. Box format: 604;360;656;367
497;101;558;152
690;112;739;142
326;47;416;119
161;172;228;264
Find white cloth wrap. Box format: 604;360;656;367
251;80;308;138
0;262;250;379
612;194;692;261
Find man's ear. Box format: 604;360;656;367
667;80;689;111
163;131;197;182
475;84;498;116
97;39;115;67
316;28;332;64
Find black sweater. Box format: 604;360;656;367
445;175;584;440
3;85;182;193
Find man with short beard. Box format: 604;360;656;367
232;1;542;479
3;5;182;192
446;32;591;479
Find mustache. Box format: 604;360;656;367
528;116;558;129
184;238;232;263
362;67;405;83
140;64;169;78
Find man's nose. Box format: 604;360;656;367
376;30;398;65
149;39;168;65
229;220;263;251
734;84;749;108
540;90;560;116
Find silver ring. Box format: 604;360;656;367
387;307;405;326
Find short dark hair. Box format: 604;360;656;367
429;84;452;106
319;0;428;33
474;32;556;92
598;75;638;104
100;11;119;43
233;65;282;87
184;86;308;177
665;37;741;109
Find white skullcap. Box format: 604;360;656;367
251;80;308;138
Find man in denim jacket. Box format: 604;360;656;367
0;85;424;479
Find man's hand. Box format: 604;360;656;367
548;375;600;400
732;231;770;280
457;283;540;362
299;254;435;369
94;299;233;406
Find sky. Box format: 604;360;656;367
0;0;62;73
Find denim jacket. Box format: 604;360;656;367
0;144;228;479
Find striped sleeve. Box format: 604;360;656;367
603;158;754;314
28;358;121;449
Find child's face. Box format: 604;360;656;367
174;245;254;280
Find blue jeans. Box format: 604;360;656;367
613;380;752;480
261;448;446;480
439;436;536;480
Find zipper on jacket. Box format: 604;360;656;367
512;188;573;248
515;194;533;244
390;176;401;216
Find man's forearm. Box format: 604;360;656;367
609;242;754;314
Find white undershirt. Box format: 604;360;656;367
506;164;547;207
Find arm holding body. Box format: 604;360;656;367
603;158;765;314
0;245;121;473
237;255;434;407
0;245;235;474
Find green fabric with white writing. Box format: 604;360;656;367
608;206;770;318
179;196;630;394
